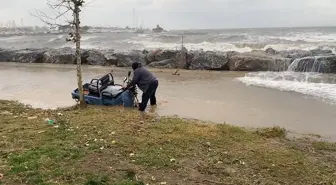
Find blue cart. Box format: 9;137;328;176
71;72;138;107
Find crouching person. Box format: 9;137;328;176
123;62;159;115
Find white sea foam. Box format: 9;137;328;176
81;35;99;41
48;34;64;42
127;40;253;52
266;33;336;43
237;72;336;104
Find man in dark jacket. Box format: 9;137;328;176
123;62;158;112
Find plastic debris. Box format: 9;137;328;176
151;176;156;181
57;112;63;116
112;140;117;144
47;119;55;125
27;116;38;120
160;182;167;185
0;173;3;179
129;153;135;157
170;158;176;163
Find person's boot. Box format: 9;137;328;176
149;105;157;114
139;111;145;124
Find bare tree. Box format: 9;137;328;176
32;0;86;107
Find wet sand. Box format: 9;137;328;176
1;62;336;140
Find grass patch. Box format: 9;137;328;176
312;141;336;152
255;126;287;138
1;100;336;185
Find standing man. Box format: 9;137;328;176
123;62;158;113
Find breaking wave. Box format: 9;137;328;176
237;71;336;104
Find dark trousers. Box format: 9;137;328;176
139;80;158;112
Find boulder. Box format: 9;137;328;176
189;51;229;70
43;47;76;64
265;48;278;55
10;48;46;63
288;56;336;73
81;49;107;65
101;49;117;66
0;49;16;62
310;48;333;56
228;52;291;71
155;50;178;61
278;50;312;59
148;59;177;68
116;51;146;67
146;49;162;64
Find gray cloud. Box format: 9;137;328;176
0;0;335;29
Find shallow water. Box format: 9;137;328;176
1;63;336;140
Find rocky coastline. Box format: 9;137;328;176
1;47;336;73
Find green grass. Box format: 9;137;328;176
312;141;336;152
0;100;336;185
255;126;287;138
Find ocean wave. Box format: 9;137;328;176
265;33;336;43
126;40;253;52
237;71;336;104
81;35;99;41
48;34;65;42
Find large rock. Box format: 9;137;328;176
228;52;291;71
265;48;278;55
265;48;334;59
288;56;336;73
146;49;162;64
43;47;76;64
10;48;46;63
148;59;177;68
278;50;312;59
189;51;230;70
116;51;146;67
155;50;178;61
0;49;16;62
100;49;117;66
310;48;333;56
81;49;107;65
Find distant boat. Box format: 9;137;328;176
135;28;145;34
152;25;165;33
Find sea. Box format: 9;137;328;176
2;27;336;53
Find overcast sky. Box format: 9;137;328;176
0;0;335;29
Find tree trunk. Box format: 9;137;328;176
74;4;85;107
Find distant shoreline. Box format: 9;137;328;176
2;25;336;37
